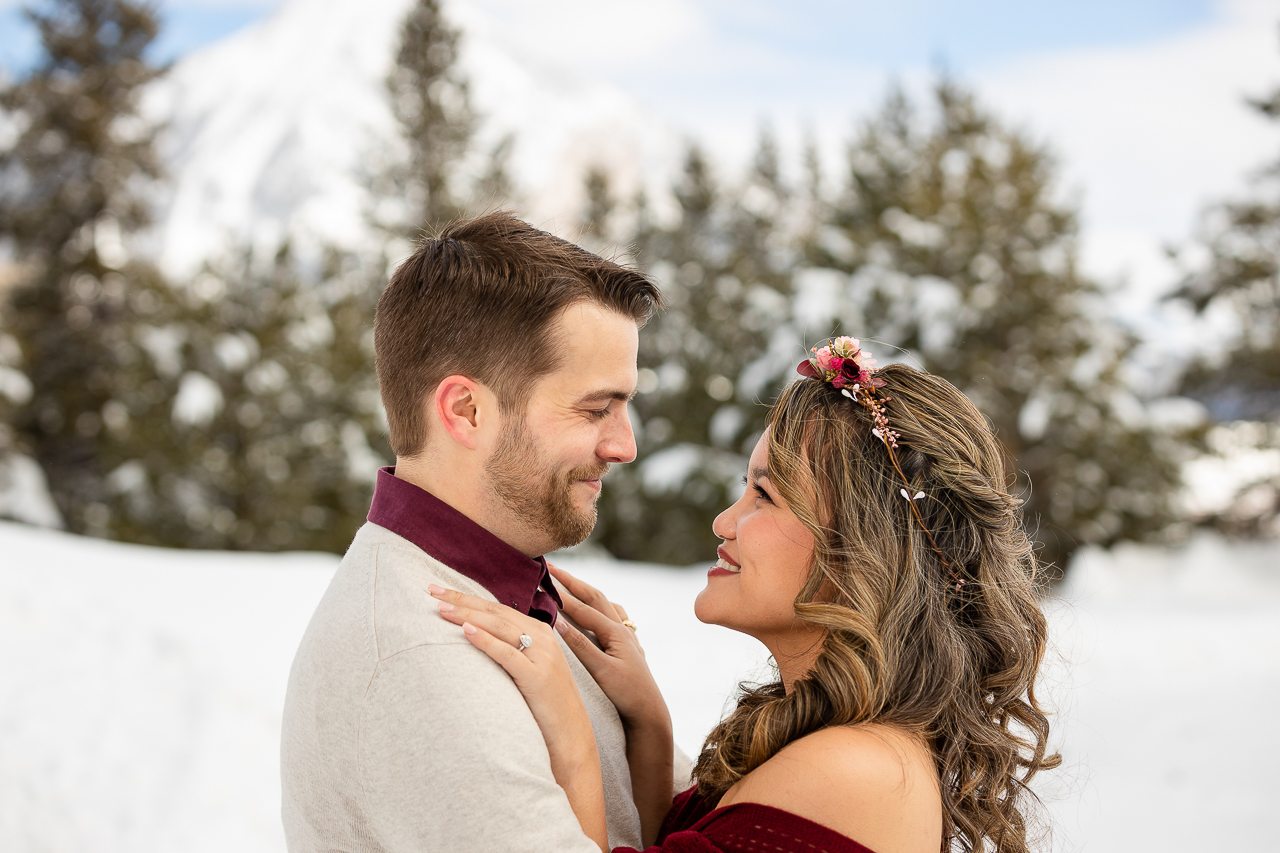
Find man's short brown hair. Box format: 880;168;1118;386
374;211;662;457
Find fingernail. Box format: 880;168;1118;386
554;618;568;635
428;583;445;596
462;622;477;636
436;600;454;614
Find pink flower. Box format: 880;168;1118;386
795;336;886;393
833;336;860;352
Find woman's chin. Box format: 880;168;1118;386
693;593;746;635
692;590;722;627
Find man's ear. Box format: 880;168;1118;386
432;375;489;450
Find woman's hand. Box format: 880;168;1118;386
547;565;675;847
547;565;669;728
428;583;608;853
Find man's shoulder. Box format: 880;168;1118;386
342;521;429;564
344;522;497;662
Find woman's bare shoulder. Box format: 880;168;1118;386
718;725;942;853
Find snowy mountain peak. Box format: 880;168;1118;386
145;0;683;276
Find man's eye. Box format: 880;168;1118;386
589;407;611;420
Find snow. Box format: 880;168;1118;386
0;454;62;528
0;366;32;406
172;371;225;427
1043;535;1280;851
1;519;1277;851
1182;421;1280;521
0;522;334;851
640;443;703;495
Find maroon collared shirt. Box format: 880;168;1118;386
366;466;562;625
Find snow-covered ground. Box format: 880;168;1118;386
1;520;1276;851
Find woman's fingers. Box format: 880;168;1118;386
559;588;631;647
548;565;622;623
429;583;518;617
453;619;531;674
554;615;604;662
428;583;546;654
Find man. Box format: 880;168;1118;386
281;211;681;851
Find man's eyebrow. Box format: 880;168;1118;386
578;388;637;405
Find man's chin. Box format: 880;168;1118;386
547;506;597;552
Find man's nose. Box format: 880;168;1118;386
600;408;638;464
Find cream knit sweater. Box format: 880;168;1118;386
281;523;648;852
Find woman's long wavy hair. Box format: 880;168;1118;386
693;364;1060;853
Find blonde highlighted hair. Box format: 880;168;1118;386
693;363;1060;853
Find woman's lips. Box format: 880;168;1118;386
708;547;741;577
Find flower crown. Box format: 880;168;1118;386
797;337;963;592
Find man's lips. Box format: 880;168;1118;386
575;465;609;493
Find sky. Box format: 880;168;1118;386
2;0;1278;318
0;0;1220;73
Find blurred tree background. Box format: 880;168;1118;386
591;82;1189;574
1168;70;1280;539
803;82;1184;572
0;0;164;534
1;0;1275;571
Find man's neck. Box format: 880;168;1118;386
392;454;545;558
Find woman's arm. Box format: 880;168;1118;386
429;584;609;852
550;566;675;846
432;569;678;848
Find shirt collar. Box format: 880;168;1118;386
367;466;562;625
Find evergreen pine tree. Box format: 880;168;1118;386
580;164;616;245
1169;67;1280;536
594;135;800;564
473;132;516;210
0;0;164;533
814;80;1183;573
371;0;475;237
98;246;390;551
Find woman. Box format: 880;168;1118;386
431;337;1060;852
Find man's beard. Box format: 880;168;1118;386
485;416;608;552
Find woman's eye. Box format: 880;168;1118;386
753;484;772;503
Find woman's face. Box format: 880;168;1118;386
695;431;818;649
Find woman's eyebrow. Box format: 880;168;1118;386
751;466;770;483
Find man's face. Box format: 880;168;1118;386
483;302;640;555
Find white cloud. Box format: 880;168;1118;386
160;0;284;8
462;0;704;66
968;0;1279;303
